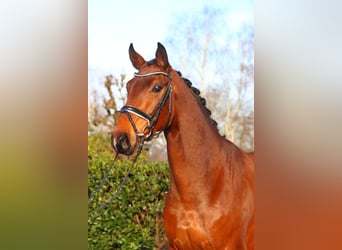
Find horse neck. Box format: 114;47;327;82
164;76;228;203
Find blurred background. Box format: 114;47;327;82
88;2;254;248
0;0;341;249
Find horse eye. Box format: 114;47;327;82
152;84;163;93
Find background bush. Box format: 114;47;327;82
88;133;170;249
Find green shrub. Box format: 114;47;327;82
88;133;170;249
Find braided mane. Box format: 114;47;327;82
176;71;219;132
146;59;219;132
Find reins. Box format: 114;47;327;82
88;139;145;215
88;151;119;203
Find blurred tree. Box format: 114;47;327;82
88;74;126;134
165;5;254;151
103;74;126;124
167;6;224;94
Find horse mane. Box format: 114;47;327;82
176;71;219;132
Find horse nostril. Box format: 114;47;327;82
116;133;131;154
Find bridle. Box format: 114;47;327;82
120;71;173;142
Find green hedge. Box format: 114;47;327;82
88;133;170;249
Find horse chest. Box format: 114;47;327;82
164;206;221;249
177;210;204;231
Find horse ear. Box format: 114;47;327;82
155;42;170;70
129;43;146;70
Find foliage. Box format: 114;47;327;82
88;133;170;249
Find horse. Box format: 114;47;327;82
111;43;254;249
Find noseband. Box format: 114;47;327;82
120;71;172;141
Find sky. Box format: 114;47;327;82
88;0;253;98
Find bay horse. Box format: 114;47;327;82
112;43;254;249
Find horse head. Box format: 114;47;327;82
112;43;174;155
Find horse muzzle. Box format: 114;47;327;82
111;132;136;155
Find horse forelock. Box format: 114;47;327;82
146;59;157;66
